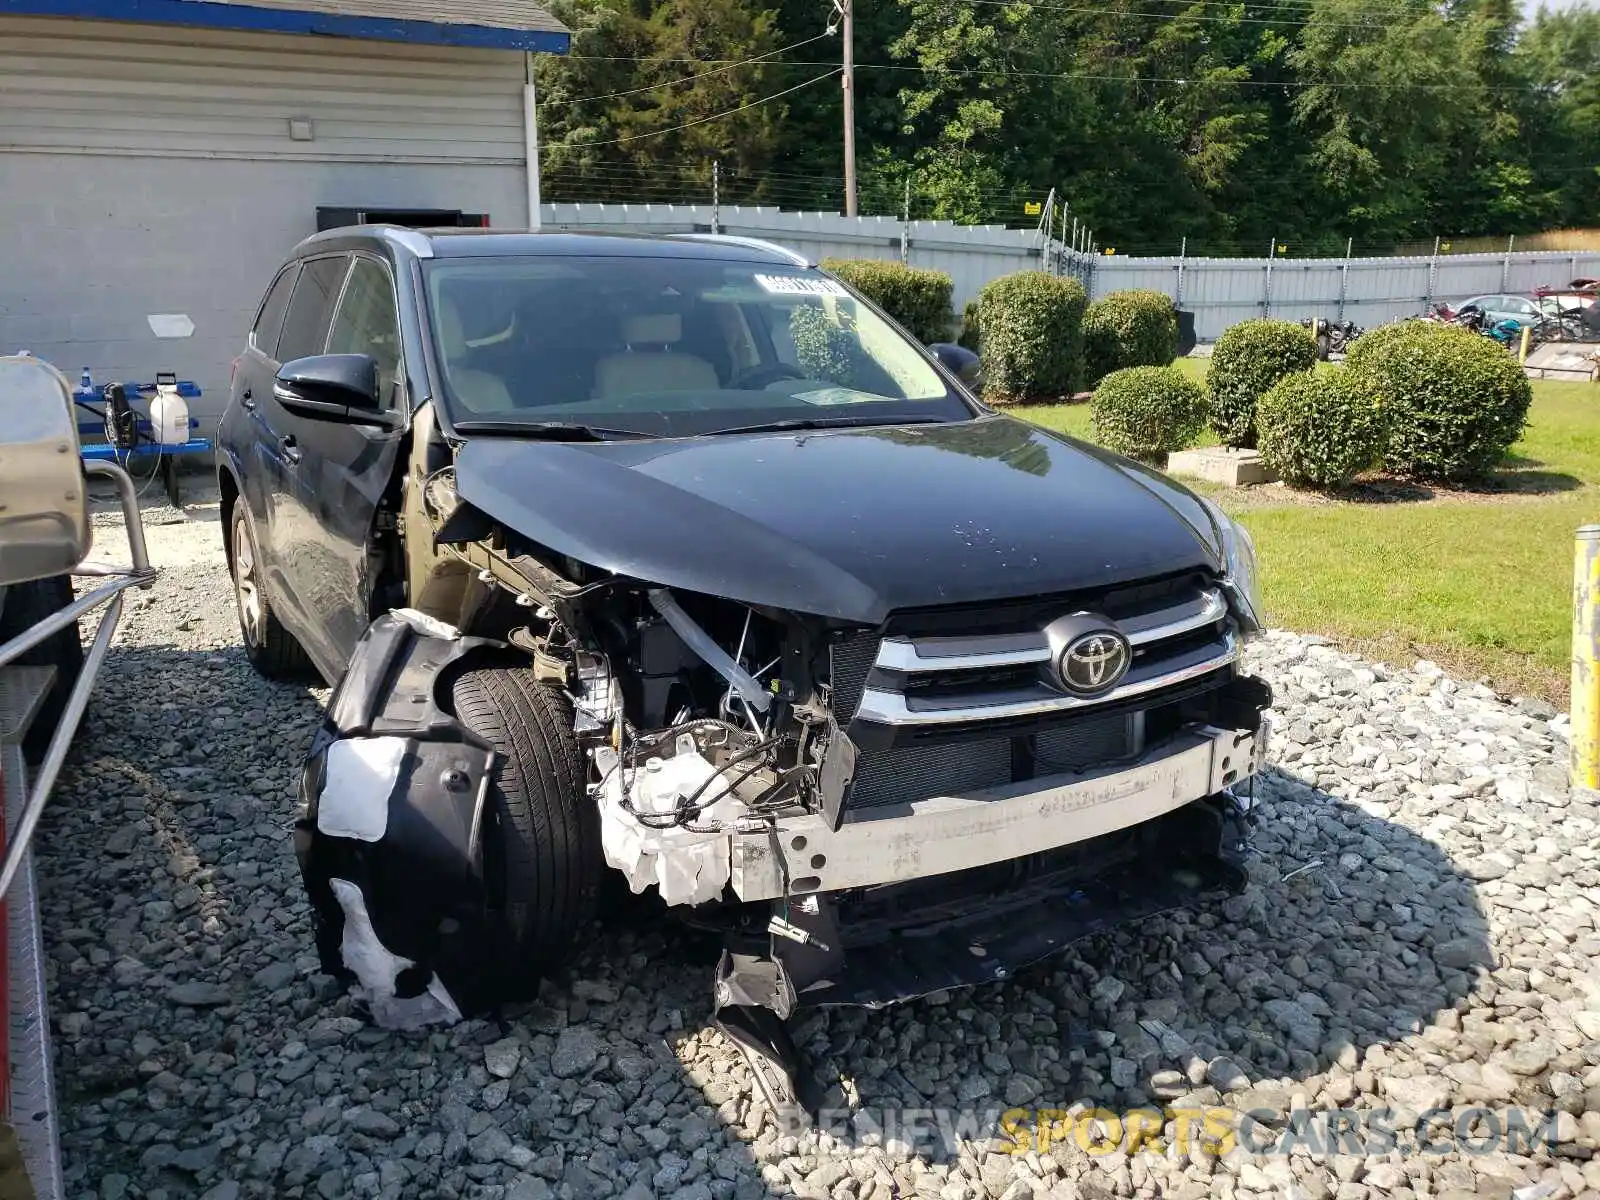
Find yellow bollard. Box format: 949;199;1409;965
1519;324;1532;363
1572;526;1600;792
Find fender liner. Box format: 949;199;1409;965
293;609;517;1016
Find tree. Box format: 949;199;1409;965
529;0;1600;250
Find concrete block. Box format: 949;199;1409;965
1166;447;1278;486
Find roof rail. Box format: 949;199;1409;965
668;233;810;267
378;227;435;259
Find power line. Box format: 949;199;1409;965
564;69;843;146
559;54;1548;94
848;60;1551;94
563;31;836;103
944;0;1405;31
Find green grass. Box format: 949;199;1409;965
1017;374;1600;703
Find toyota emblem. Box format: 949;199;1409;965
1042;614;1133;696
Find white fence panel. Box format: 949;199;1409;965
539;201;1600;341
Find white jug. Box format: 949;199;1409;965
148;383;189;447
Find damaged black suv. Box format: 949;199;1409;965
217;225;1271;1118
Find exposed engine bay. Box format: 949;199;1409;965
296;445;1272;1124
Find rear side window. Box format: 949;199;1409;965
251;265;298;358
326;257;402;406
277;256;349;363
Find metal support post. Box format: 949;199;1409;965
1263;238;1276;316
900;178;910;263
1424;235;1439;313
711;160;720;235
1175;236;1187;309
1337;236;1352;323
1573;525;1600;792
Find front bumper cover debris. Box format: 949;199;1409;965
714;675;1271;1130
715;788;1257;1130
295;610;511;1019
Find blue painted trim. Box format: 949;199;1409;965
2;0;570;52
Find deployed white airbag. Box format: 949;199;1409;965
329;878;462;1029
594;736;746;906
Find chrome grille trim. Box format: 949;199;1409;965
874;588;1227;672
855;632;1239;726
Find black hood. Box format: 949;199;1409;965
453;415;1224;625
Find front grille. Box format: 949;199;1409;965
841;710;1136;813
824;577;1238;815
857;581;1236;728
828;633;880;722
1034;713;1136;772
848;737;1013;809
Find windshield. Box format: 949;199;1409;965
422;255;972;436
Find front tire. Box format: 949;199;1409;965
449;663;602;997
229;503;313;680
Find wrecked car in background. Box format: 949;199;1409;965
215;226;1271;1117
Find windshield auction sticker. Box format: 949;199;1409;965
755;274;849;297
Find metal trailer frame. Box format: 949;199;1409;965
0;460;155;1198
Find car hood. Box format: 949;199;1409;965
453;415;1224;625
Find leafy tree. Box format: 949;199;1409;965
530;0;1600;249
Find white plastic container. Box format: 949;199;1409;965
594;736;746;906
148;381;190;447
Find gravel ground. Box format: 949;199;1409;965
33;506;1600;1200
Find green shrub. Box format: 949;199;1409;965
821;258;953;344
1343;319;1432;373
977;271;1088;404
958;298;981;352
1090;365;1208;462
1347;322;1532;481
1256;370;1384;487
1082;290;1179;385
1206;319;1320;448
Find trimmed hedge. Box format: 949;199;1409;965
821;258;953;344
1347;321;1532;481
1082;289;1179;385
958;298;982;352
1090;365;1208;462
1343;318;1432;373
977;271;1088;404
1207;319;1320;448
1256;370;1384;487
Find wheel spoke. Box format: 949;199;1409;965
233;519;262;644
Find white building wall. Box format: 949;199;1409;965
0;16;529;420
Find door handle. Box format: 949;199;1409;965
280;434;302;465
241;388;255;411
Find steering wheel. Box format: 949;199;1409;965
730;364;806;390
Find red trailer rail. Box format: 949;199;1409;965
0;668;66;1200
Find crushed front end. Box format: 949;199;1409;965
294;472;1270;1127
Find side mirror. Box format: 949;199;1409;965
928;342;981;386
274;355;392;426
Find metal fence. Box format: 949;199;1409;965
1093;248;1600;341
540;201;1600;342
541;202;1050;313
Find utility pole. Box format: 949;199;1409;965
839;0;857;216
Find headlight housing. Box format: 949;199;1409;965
1201;498;1264;635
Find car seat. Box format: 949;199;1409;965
593;314;719;400
436;293;516;412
